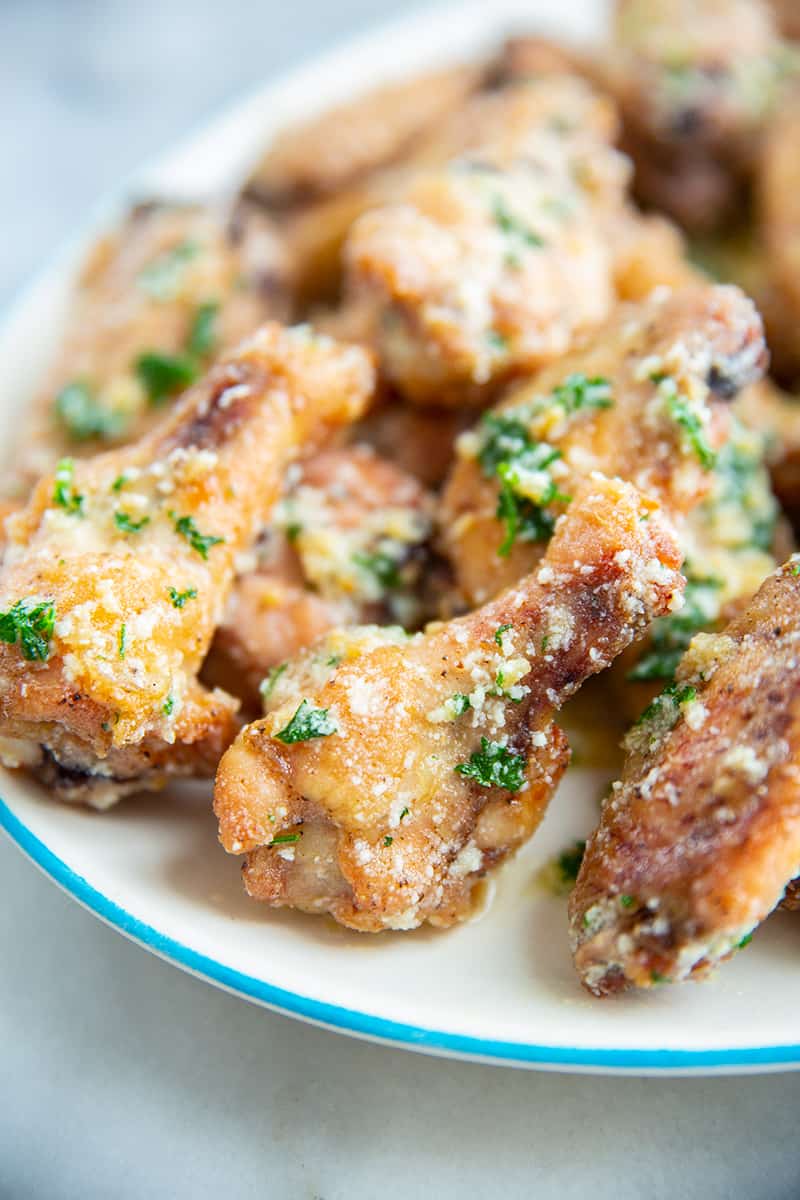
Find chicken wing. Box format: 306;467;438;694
213;475;683;932
203;444;435;709
439;284;767;607
13;200;292;492
0;324;374;806
605;0;790;232
570;555;800;995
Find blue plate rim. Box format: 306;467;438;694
3;796;800;1073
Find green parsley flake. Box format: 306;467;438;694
54;382;128;443
399;807;410;820
260;663;288;702
52;458;84;516
383;836;393;847
187;301;219;357
162;695;175;717
269;832;301;847
138;239;200;300
654;373;716;470
172;514;224;560
455;737;526;791
487;329;510;352
114;511;150;534
0;597;56;661
353;551;402;590
492;196;545;248
274;700;337;744
619;894;636;909
476;413;568;556
449;693;472;717
736;933;753;950
118;624;127;659
494;623;513;646
636;683;697;727
168;586;198;609
551;373;612;415
136;351;198;406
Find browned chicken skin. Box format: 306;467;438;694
570;555;800;995
439;284;767;607
0;325;374;806
214;475;683;932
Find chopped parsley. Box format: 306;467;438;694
268;832;301;847
111;473;130;493
118;623;127;659
162;695;175;717
487;329;510;352
448;693;472;717
114;511;150;534
171;513;224;560
551;373;612;415
353;550;401;590
187;301;219;357
792;563;800;578
476;412;569;556
636;683;697;727
653;373;716;470
54;382;128;443
736;933;753;950
0;597;56;661
619;894;636;909
136;351;198;406
52;458;84;515
260;663;288;702
168;586;198;609
383;836;394;847
138;239;200;300
455;737;526;791
399;806;410;820
494;623;513;646
628;571;722;682
274;700;337;744
492;195;545;248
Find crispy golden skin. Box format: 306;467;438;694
342;77;630;406
571;556;800;995
244;65;486;209
606;0;788;231
0;325;374;806
213;475;683;932
439;284;767;606
758;90;800;382
204;445;435;709
14;201;292;492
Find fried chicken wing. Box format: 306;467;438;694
213;475;684;932
243;65;486;210
570;555;800;994
605;0;790;231
341;77;630;404
439;284;767;606
0;325;374;805
14;200;292;492
204;445;435;709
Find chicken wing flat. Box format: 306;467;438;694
243;64;487;210
213;475;683;932
570;555;800;995
439;284;767;607
13;200;292;492
342;76;630;405
204;444;435;709
605;0;791;232
0;325;374;806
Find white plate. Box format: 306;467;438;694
2;0;800;1076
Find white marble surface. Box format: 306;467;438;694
2;2;800;1197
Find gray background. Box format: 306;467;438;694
1;2;800;1197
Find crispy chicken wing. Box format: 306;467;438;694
571;555;800;994
204;445;435;708
0;325;374;806
213;475;683;932
439;284;767;606
605;0;790;231
14;200;292;492
341;77;629;404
